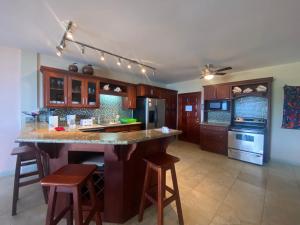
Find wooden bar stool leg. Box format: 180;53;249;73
170;165;184;225
35;151;48;203
86;178;102;225
66;193;73;225
157;168;166;225
138;164;152;222
46;186;57;225
72;187;83;225
12;155;21;216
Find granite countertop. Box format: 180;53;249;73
16;122;181;145
200;122;231;127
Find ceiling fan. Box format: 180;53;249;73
200;64;232;80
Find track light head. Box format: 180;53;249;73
56;46;63;57
117;58;121;66
100;52;105;61
81;45;85;54
66;31;73;40
141;68;146;74
127;64;132;69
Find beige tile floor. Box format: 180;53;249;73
1;140;300;225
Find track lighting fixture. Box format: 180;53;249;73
100;52;105;61
117;58;121;66
56;20;156;75
56;45;63;57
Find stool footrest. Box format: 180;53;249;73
165;186;175;195
19;171;39;178
19;178;40;187
21;160;37;166
164;195;176;207
53;206;72;225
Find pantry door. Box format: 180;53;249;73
178;92;201;144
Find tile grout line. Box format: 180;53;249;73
258;166;270;225
207;167;242;225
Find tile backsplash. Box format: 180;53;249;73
207;111;231;123
41;94;132;124
234;96;268;119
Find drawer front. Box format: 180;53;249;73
228;148;263;165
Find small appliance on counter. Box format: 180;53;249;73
80;119;93;126
228;117;266;165
134;98;165;129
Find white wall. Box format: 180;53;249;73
0;47;21;176
167;62;300;165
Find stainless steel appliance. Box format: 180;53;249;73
228;118;266;165
133;98;165;129
208;100;229;111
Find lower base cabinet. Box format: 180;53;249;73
104;124;142;132
200;124;228;155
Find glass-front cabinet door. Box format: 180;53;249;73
45;73;67;107
86;80;99;108
68;77;85;107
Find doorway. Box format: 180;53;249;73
178;92;201;144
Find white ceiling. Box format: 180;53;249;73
1;0;300;83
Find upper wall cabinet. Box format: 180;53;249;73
136;84;159;98
204;85;230;100
41;66;100;108
43;70;68;108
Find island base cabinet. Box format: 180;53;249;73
34;137;174;223
200;125;228;155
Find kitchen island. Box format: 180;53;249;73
16;123;181;223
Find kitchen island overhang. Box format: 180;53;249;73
15;123;181;223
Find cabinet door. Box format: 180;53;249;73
85;79;99;108
44;72;68;107
127;85;136;109
200;126;228;155
204;86;217;100
217;85;230;99
68;77;85;107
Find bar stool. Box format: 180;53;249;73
138;153;184;225
40;164;102;225
11;145;47;216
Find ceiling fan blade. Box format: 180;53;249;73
216;67;232;72
215;72;226;75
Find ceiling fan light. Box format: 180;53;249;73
66;31;73;40
204;74;214;80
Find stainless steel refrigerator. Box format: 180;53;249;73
133;98;165;130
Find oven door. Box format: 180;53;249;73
228;131;264;154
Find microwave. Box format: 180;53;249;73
208;100;229;111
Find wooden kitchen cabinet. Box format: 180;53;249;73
43;70;68;108
123;85;137;109
203;85;230;100
136;84;159;98
42;66;99;108
200;124;228;155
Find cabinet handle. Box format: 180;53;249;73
82;97;84;104
64;96;67;104
86;98;88;105
129;100;131;107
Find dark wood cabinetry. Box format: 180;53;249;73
122;85;137;109
136;84;159;98
42;67;100;108
203;85;230;100
103;123;142;132
200;124;228;155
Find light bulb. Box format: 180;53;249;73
66;31;73;40
117;58;121;66
204;74;214;80
56;46;63;56
100;53;105;61
127;64;132;69
56;50;62;57
141;68;146;74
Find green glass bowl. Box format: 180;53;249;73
119;118;137;124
